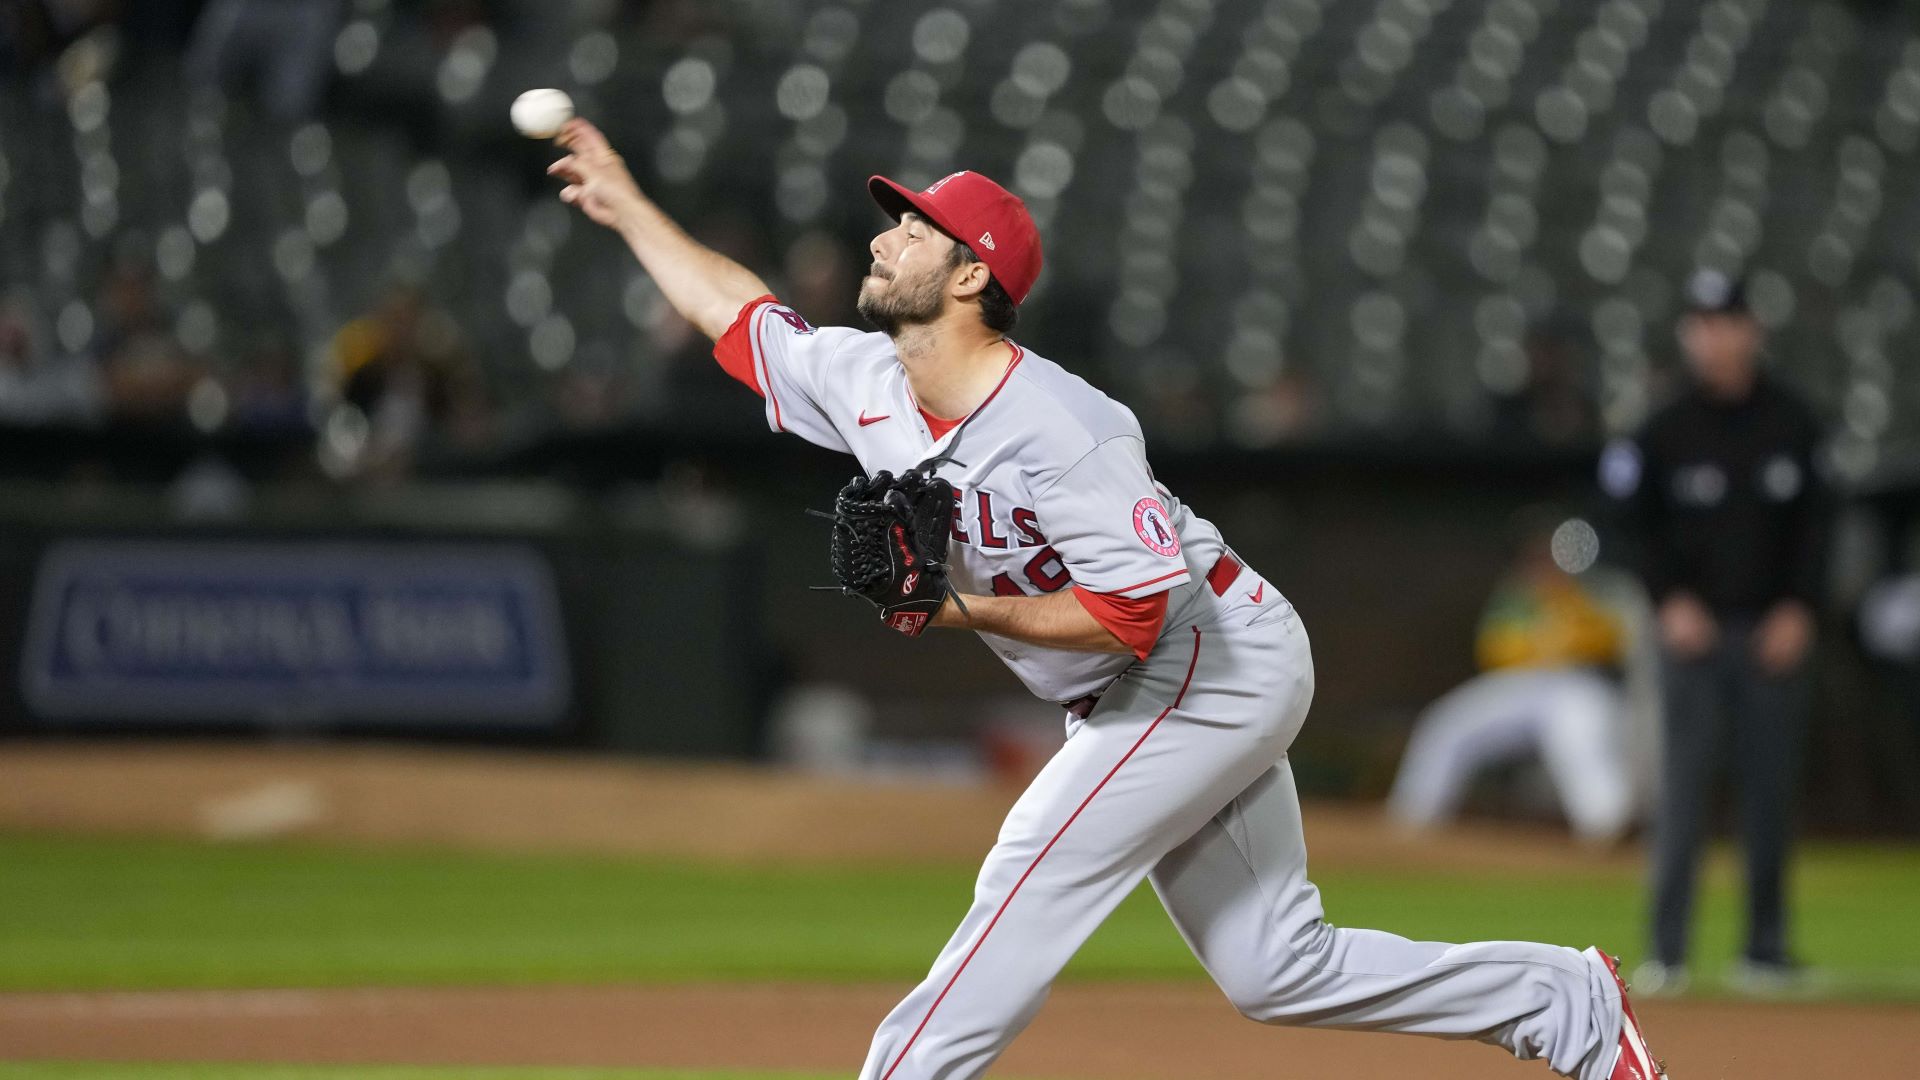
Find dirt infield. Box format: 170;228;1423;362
0;742;1911;1078
0;741;1643;874
0;983;1909;1078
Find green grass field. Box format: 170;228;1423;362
3;834;1918;1000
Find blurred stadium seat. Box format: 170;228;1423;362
3;0;1918;472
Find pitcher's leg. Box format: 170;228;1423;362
855;745;1143;1080
1151;760;1624;1080
859;623;1312;1080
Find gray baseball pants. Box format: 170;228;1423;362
859;604;1625;1079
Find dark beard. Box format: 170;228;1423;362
857;270;946;336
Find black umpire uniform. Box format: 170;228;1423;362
1603;270;1828;979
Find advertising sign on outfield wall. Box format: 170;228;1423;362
20;540;570;726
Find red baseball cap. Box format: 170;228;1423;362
868;170;1043;305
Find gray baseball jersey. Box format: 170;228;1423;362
733;296;1243;701
719;296;1632;1080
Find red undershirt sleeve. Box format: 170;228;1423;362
1070;586;1169;661
711;293;779;397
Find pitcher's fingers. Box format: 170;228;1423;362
558;117;609;154
559;185;584;204
548;156;584;183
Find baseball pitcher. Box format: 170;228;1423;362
548;118;1667;1080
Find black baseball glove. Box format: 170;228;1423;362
814;468;960;636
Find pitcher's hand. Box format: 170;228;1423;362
548;118;643;230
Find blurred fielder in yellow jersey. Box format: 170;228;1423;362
1390;516;1638;844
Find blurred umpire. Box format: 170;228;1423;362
1601;269;1829;995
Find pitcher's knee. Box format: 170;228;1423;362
1214;920;1337;1022
1212;967;1280;1021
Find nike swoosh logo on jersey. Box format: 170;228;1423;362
858;411;890;426
1249;582;1265;603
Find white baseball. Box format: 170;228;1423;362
511;88;574;139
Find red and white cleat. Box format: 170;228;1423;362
1594;949;1669;1080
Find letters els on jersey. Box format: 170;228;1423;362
948;487;1074;597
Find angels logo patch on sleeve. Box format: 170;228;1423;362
771;307;815;334
1132;497;1180;557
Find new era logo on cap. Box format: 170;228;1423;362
868;171;1043;305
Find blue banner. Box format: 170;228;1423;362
21;540;570;725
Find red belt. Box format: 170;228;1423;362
1063;553;1243;718
1205;552;1243;596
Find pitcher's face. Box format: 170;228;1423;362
859;212;960;335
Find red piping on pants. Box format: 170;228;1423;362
879;625;1205;1080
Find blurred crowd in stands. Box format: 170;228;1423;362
2;1;1918;606
18;0;1920;484
1;0;755;482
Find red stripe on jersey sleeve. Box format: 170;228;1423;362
1112;568;1191;596
1071;586;1169;661
712;294;778;397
